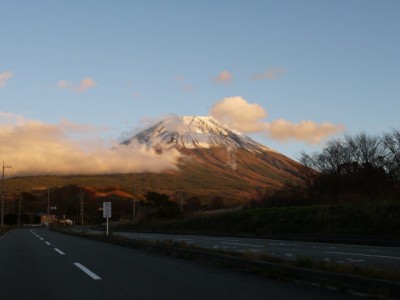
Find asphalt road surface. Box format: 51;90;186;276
0;228;358;299
110;231;400;270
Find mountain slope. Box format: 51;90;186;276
5;116;304;206
123;116;304;199
124;116;273;152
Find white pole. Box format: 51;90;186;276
106;217;109;236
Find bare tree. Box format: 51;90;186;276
300;131;396;201
383;129;400;181
345;132;386;168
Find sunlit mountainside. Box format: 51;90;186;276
124;116;273;152
7;116;304;205
122;116;304;202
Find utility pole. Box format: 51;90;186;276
18;186;21;227
1;162;12;227
179;187;184;213
1;163;4;227
80;188;84;226
47;187;50;226
132;186;136;221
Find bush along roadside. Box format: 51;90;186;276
111;202;400;246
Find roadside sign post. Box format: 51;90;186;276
103;202;111;236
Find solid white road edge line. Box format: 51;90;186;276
221;242;264;247
74;263;101;280
326;251;400;260
54;248;65;255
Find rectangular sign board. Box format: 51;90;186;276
103;202;111;218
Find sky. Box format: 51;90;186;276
1;0;399;176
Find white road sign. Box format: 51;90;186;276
103;202;111;218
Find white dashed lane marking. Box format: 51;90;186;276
0;232;8;240
74;263;101;280
54;248;65;255
31;231;102;280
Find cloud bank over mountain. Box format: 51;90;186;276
0;112;181;176
0;96;344;176
210;97;344;143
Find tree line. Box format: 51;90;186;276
250;129;400;207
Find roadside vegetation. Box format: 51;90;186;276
252;129;400;208
116;129;400;238
116;201;400;237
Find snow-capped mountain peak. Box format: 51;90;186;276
123;115;272;153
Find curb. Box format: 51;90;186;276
56;229;400;299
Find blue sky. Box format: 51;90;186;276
1;0;399;166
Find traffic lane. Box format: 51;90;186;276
34;228;358;299
0;229;48;298
114;231;400;269
0;229;104;299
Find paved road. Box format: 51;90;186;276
107;231;400;270
0;228;358;299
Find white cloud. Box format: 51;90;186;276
252;67;286;80
57;80;70;89
210;97;344;144
57;77;97;93
75;77;97;92
214;70;233;84
0;71;14;87
175;75;195;92
0;112;181;176
210;97;267;133
266;119;345;144
182;84;195;92
132;92;141;98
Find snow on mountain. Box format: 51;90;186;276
121;115;303;191
123;115;273;153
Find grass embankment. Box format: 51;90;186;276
116;201;400;238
